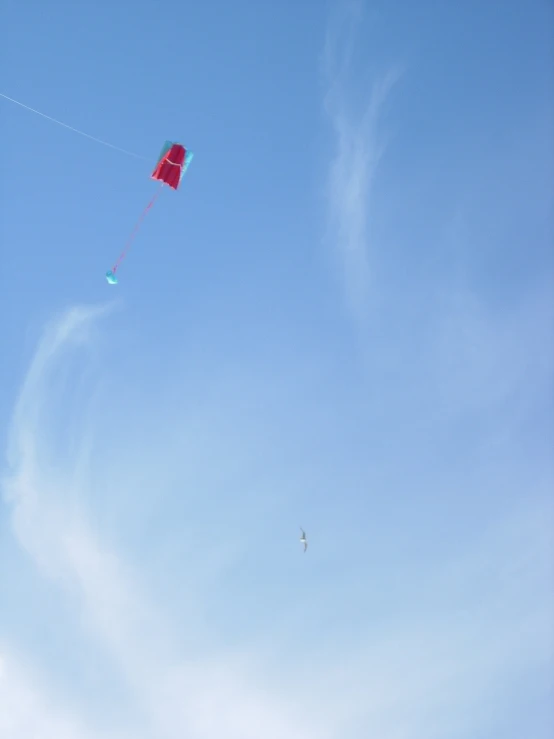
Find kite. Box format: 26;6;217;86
300;528;308;553
105;141;194;284
0;93;194;284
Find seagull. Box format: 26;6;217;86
299;527;307;552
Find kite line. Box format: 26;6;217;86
106;184;164;283
0;92;148;160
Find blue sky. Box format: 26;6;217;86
1;0;553;736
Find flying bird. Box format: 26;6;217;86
299;528;307;552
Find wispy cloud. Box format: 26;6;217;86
0;651;115;739
322;1;400;322
1;304;552;737
1;304;325;739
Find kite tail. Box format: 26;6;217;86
110;186;163;275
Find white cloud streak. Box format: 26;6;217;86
322;1;400;321
0;650;128;739
1;301;552;738
0;304;329;739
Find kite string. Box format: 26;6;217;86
112;186;163;273
0;92;148;161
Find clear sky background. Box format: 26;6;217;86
1;1;553;737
